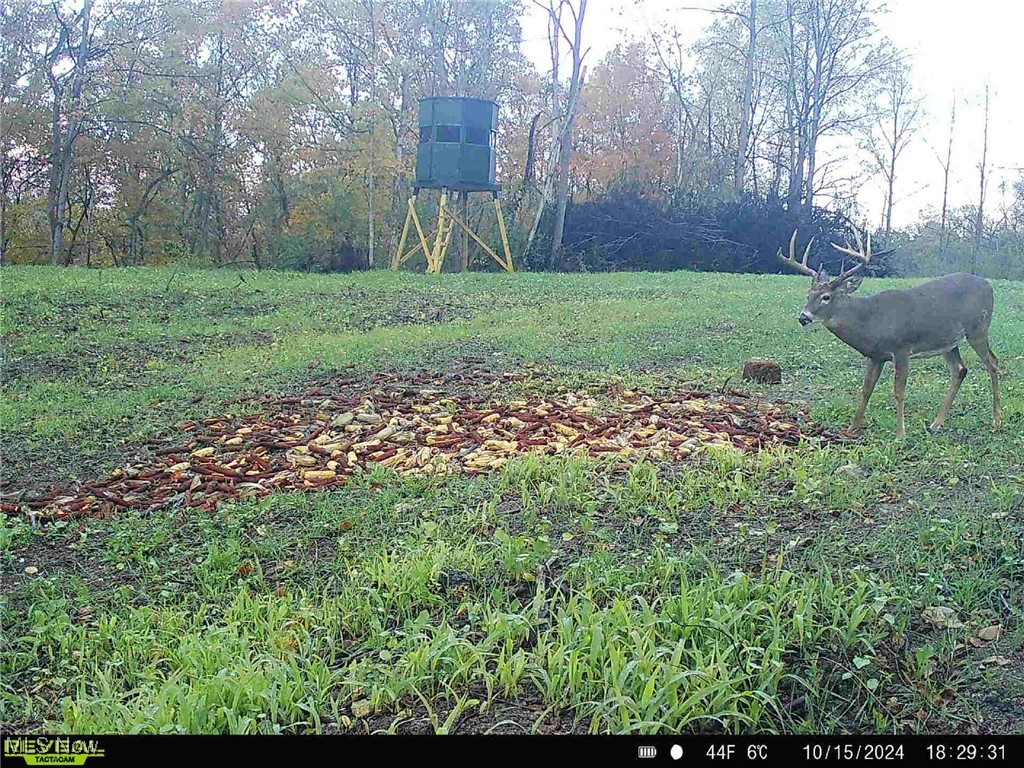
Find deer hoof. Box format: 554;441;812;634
928;421;943;434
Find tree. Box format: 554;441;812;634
45;0;93;265
677;0;896;210
734;0;757;193
972;85;990;274
367;0;377;267
663;1;762;195
574;42;673;197
936;93;956;255
9;0;1006;279
647;25;691;197
866;58;921;243
1;1;51;263
800;0;895;213
531;0;588;267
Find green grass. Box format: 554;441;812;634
1;266;1022;734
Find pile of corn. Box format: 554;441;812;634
4;375;828;520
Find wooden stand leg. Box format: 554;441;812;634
494;197;514;273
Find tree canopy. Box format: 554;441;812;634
2;0;1021;278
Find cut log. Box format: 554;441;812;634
743;359;782;384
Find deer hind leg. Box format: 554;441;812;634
967;334;1002;428
893;354;910;439
930;347;968;433
850;358;884;433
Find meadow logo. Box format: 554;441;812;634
3;737;105;765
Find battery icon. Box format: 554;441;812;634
638;746;657;759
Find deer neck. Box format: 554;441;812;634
823;297;877;357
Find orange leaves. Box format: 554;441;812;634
574;42;676;195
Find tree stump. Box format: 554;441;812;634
743;359;782;384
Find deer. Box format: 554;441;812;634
777;229;1001;439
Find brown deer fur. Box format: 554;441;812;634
778;230;1001;438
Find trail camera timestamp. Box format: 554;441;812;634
927;745;1007;761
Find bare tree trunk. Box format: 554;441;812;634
85;172;94;266
804;129;817;214
884;147;895;243
523;2;562;264
49;0;92;265
972;85;990;274
192;32;227;264
733;0;757;194
426;0;448;95
0;176;8;264
939;95;956;254
674;99;685;195
524;139;559;261
551;109;574;261
510;111;541;227
389;70;411;258
367;0;376;268
784;0;804;210
805;48;822;215
550;0;587;267
46;71;64;265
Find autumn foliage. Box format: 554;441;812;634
3;0;1021;275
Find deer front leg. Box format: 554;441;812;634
850;358;884;433
893;353;910;439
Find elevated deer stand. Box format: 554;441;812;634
391;97;514;274
391;189;513;273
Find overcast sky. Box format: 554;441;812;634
520;0;1024;228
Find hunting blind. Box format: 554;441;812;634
391;97;514;273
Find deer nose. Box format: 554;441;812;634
798;312;813;326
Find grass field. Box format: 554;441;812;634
1;266;1022;734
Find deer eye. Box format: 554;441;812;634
820;294;831;303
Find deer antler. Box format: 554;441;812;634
830;229;873;283
777;229;818;277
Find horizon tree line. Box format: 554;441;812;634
1;0;1020;278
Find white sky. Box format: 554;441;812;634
520;0;1024;227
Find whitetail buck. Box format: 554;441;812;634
778;230;1001;438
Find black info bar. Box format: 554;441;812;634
2;735;1020;765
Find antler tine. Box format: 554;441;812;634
830;227;872;282
777;228;818;277
801;236;815;266
831;228;869;261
